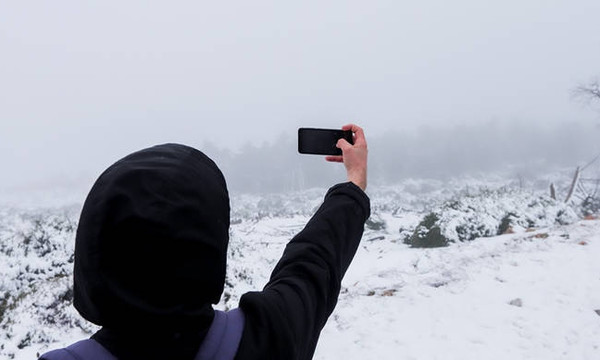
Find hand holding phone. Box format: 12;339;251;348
297;125;368;191
325;124;368;190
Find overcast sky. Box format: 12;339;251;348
1;0;599;192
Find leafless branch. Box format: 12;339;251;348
573;79;600;105
565;166;580;203
581;152;600;171
550;183;556;200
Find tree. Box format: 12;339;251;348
553;78;600;215
574;78;600;105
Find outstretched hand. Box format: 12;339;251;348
325;124;368;191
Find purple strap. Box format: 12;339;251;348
40;338;116;360
39;308;245;360
195;308;246;360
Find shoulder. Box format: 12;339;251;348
235;288;317;360
39;339;115;360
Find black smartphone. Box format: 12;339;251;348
298;128;353;156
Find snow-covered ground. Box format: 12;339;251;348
1;178;599;359
317;218;600;360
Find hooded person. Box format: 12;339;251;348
39;124;370;360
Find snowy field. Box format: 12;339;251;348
1;177;599;359
318;218;600;360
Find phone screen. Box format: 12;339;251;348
298;128;353;155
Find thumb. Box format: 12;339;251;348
336;138;353;151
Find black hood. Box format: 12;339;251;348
74;143;230;334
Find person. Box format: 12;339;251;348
39;124;370;360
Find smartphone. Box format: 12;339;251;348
298;128;353;156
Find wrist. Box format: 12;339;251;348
348;169;367;191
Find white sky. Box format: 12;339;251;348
1;0;600;191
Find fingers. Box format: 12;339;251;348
341;124;367;146
326;139;351;162
325;155;343;162
336;138;353;151
326;124;366;164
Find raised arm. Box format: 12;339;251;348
235;125;370;360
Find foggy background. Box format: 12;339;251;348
1;0;599;195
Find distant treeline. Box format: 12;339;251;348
202;121;600;193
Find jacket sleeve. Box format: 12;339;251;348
235;182;370;360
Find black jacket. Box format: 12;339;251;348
236;181;370;360
70;144;369;360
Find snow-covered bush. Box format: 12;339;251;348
405;212;448;248
580;195;600;217
365;214;386;231
405;187;578;248
0;208;97;358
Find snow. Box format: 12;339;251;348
315;220;600;359
1;179;599;359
